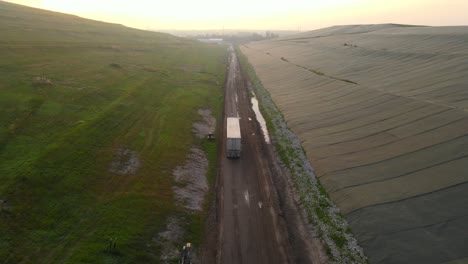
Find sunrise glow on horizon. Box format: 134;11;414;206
5;0;468;31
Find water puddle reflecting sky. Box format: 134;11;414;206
251;94;271;144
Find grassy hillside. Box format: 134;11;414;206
0;2;226;263
241;24;468;264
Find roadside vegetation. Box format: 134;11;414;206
0;2;225;263
237;47;367;264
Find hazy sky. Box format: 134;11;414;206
6;0;468;30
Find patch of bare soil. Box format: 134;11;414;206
173;148;208;212
0;199;11;213
142;66;160;72
180;65;202;72
109;148;140;175
32;76;54;87
193;109;216;138
154;216;186;263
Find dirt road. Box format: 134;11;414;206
200;44;327;264
216;45;292;263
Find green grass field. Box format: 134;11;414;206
0;2;226;263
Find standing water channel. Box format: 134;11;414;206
251;93;271;144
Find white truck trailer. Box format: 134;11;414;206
226;117;241;158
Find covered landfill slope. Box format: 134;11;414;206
240;24;468;264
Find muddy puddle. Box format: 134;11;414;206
251;94;271;144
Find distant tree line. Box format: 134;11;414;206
193;31;279;44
